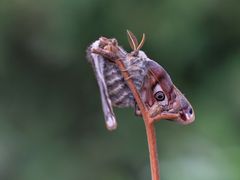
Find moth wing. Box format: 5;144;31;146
87;41;117;130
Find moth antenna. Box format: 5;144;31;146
136;33;145;51
127;30;139;51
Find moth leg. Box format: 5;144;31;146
120;67;132;72
134;103;142;116
91;48;118;62
124;74;136;80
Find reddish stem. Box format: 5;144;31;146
92;39;161;180
144;123;160;180
115;59;160;180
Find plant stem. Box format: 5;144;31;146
92;39;161;180
115;59;160;180
144;122;160;180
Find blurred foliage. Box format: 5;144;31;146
0;0;240;179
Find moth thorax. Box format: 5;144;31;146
103;55;148;108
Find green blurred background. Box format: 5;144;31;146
0;0;240;179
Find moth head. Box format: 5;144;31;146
143;61;195;125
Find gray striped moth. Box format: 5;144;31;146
87;31;195;130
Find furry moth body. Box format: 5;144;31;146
87;40;147;129
87;32;195;130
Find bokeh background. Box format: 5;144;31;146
0;0;240;179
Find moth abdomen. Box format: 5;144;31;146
103;62;135;107
110;90;134;107
102;52;149;109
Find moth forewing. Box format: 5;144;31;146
87;40;117;130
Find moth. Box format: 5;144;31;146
87;31;195;130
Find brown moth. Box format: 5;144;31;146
87;31;195;130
